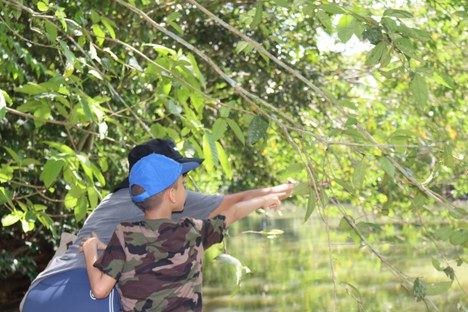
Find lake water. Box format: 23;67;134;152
202;204;468;311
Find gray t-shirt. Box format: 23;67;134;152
28;188;223;287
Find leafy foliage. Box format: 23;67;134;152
0;0;467;308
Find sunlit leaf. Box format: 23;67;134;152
14;83;47;95
383;9;413;18
2;212;21;227
433;72;455;89
379;157;396;177
101;16;116;39
216;142;232;179
74;196;88;222
226;118;245;145
40;158;65;188
92;24;106;45
215;253;251;285
410;74;428;107
365;42;386;66
317;10;333;34
252;1;263;28
273;0;288;7
337;15;357;43
212;119;227;141
37;2;49;12
394;38;418;59
319;4;345;14
425;281;452;296
353;159;366;189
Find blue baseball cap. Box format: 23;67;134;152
129;154;200;203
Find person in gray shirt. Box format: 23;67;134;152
21;138;295;312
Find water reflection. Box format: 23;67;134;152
203;205;468;311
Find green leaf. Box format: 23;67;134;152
216;142;232;179
33;102;51;128
365;42;386;66
90;9;101;24
101;17;116;39
379;45;392;67
87;186;99;209
74;196;88;222
345;117;358;127
226;118;245;145
252;1;263;28
363;27;383;44
215;253;251;285
425;281;452;296
334;178;354;194
410;74;428;107
338;216;353;232
202;134;218;172
432;258;442;271
0;163;14;183
236;41;250;54
44;20;57;42
383;9;413;18
247;115;269;145
413;277;426;301
91;163;106;186
273;0;288;7
37;2;49;12
337;15;356;43
319;4;345;14
45;141;75;155
379;157;396;177
14;83;47;95
336;100;358;110
92;24;106;45
449;230;468;245
304;189;316;222
146;44;177;56
0;92;6;119
317;10;333;34
293;182;310;196
40;158;65;188
212;119;227;141
278;163;304;181
353;159;366;189
443;144;454;168
220;107;231;118
433;72;455;89
394;38;418;59
65;186;81;209
2;212;21;227
169;21;184;34
59;40;75;62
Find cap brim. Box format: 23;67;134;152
179;157;204;164
181;161;200;174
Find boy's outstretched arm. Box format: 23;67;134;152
81;232;117;299
221;193;285;226
209;183;295;218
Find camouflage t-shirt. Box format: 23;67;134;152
94;215;226;312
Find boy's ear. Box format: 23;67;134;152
167;187;176;203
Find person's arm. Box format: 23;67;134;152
221;193;284;226
81;232;117;299
209;184;295;218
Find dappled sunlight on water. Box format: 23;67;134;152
203;204;468;311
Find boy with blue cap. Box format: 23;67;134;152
81;153;284;312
